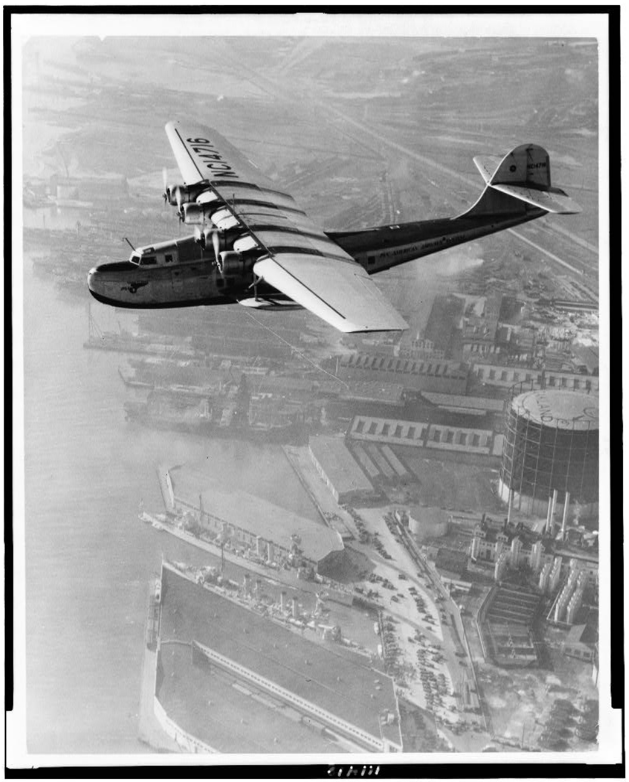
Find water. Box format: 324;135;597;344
22;262;318;753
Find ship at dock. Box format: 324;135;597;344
124;378;309;444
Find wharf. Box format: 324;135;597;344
140;510;313;593
137;585;180;753
281;445;355;540
84;333;200;361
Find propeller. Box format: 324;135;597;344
193;225;222;258
175;187;184;221
211;227;220;260
162;167;170;204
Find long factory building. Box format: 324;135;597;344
349;415;503;457
308;435;380;504
333;353;469;394
166;464;345;573
154;563;402;753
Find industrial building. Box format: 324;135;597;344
308;436;379;505
349;415;501;457
472;364;599;394
166;465;345;574
419;391;505;418
154;563;403;753
477;586;541;667
351;442;409;481
499;390;599;516
562;623;597;662
332;353;469;395
469;518;598;592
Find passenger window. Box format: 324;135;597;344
165;254;173;264
141;256;157;266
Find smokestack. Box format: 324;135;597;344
551;489;558;532
561;492;570;539
243;573;250;596
545;496;553;534
280;591;287;611
292;596;299;619
507;489;513;524
255;579;262;598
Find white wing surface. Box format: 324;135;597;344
254;255;409;333
165;121;408;333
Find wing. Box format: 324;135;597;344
165;121;408;333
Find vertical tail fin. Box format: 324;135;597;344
461;143;580;217
475;143;551;188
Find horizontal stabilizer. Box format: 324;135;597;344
466;143;580;216
474;155;502;185
491;183;581;214
254;255;408;333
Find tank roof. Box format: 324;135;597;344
511;390;598;430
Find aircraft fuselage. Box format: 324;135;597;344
87;209;543;310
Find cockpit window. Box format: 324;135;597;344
130;253;141;265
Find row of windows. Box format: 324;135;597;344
345;357;456;376
477;367;596;390
354;419;490;448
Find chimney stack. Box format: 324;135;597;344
550;489;558;532
545;496;553;534
561;492;570;539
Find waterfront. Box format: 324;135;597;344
22;258;320;753
14;26;608;760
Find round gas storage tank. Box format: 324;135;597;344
499;390;598;516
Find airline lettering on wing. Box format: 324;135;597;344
527;162;547;169
187;137;239;179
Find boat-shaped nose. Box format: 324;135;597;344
87;261;138;303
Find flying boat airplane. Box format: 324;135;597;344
87;121;580;333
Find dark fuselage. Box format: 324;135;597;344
329;210;543;275
87;208;543;310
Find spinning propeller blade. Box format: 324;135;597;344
162;167;169;203
211;228;220;260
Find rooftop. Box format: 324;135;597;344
421;391;505;414
159;565;401;747
157;643;347;753
170;467;344;562
309;436;376;496
341;380;405;406
511;390;599;430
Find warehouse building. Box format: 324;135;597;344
308;435;379;505
155;564;402;753
472;364;599;393
419;391;505;417
167;465;345;574
333;353;469;394
349;415;500;457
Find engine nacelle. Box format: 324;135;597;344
182;202;211;225
218;250;244;277
166;182;209;207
